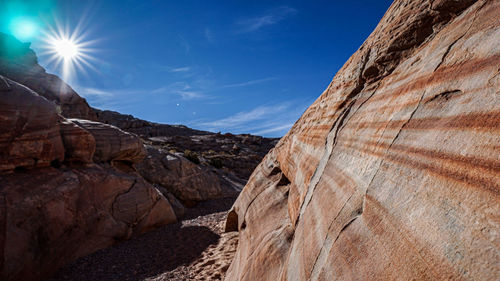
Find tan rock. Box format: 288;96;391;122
70;119;146;164
226;1;500;280
59;119;96;163
136;145;239;202
0;165;176;281
0;74;176;281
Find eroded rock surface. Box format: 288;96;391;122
226;1;500;280
137;145;240;202
0;29;276;281
0;76;64;171
71;119;146;164
0;77;176;281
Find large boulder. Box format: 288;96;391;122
225;1;500;280
136;145;239;202
70;119;146;164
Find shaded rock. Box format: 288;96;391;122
146;134;278;180
226;1;500;281
95;109;209;137
0;165;176;281
70;119;146;164
158;187;187;219
59;119;95;163
137;145;239;202
0;76;64;171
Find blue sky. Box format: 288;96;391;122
1;0;392;137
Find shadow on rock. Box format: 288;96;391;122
182;197;237;221
47;224;220;281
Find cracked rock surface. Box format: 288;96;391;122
225;1;500;280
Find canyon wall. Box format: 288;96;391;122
225;0;500;280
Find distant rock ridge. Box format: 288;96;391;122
94;108;279;181
94;108;211;137
224;1;500;280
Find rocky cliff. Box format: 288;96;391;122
225;1;500;280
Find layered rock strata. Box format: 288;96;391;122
0;77;176;281
225;1;500;280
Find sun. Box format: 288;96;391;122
39;18;99;82
52;39;79;60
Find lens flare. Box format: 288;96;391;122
9;17;38;40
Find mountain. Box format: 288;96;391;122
224;1;500;280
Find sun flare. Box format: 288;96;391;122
52;38;79;60
39;18;98;82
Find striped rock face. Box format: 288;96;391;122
225;1;500;280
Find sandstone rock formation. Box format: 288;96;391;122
0;77;176;281
137;145;240;202
225;1;500;280
71;119;147;164
0;76;64;171
146;133;278;181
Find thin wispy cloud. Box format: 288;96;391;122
199;104;288;129
192;100;308;137
204;27;214;43
79;87;145;98
254;123;294;135
81;87;115;96
171;66;191;72
150;82;207;100
237;6;297;33
221;77;275;89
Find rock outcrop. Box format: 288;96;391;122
0;77;176;281
146;133;278;181
225;1;500;280
70;119;147;164
137;145;240;202
0;76;64;171
97;109;279;181
95;109;210;137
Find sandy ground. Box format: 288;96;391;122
47;198;239;281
